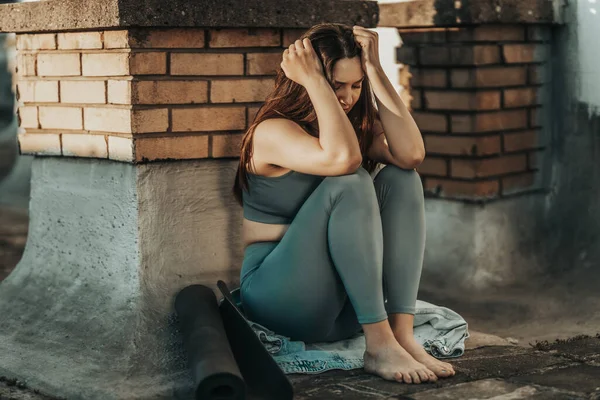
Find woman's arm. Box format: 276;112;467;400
253;38;362;176
353;26;425;169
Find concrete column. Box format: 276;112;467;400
0;0;378;398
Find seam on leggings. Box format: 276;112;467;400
386;306;416;315
357;313;389;324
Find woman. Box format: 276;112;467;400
232;23;455;384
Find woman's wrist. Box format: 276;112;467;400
303;75;329;91
365;63;385;82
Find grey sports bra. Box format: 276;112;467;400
242;170;324;224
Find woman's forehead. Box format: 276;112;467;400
333;57;363;82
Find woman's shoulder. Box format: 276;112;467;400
254;118;312;143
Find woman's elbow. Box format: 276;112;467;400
397;148;425;169
340;153;363;174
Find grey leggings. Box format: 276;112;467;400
240;165;426;343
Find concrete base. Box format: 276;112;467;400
422;195;547;290
0;157;243;399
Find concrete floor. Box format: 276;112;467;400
1;206;599;399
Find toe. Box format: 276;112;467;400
427;371;438;382
403;373;412;384
394;372;403;382
417;370;429;382
409;372;421;384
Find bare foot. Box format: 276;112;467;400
363;341;438;384
396;337;455;378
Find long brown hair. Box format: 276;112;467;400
233;23;379;205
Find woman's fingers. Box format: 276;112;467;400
303;37;313;50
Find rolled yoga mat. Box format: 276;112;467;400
175;285;246;400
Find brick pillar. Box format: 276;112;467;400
0;0;378;398
14;28;308;161
397;25;549;200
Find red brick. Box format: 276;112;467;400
502;172;535;194
411;69;447;88
503;87;539;108
503;44;548;63
132;81;208;104
170;53;244;76
451;110;528;133
212;134;243;158
411;111;448;133
424;90;501;110
416;157;447;176
397;46;417;65
424;135;501;156
132;109;169;133
209;29;280;48
420;45;500;66
451;154;527;178
399;28;447;44
419;47;449;65
503;130;539;152
425;178;499;198
247;53;281;75
447;25;525;42
247;106;262;124
450;66;527;88
135;135;209;161
130;52;167;75
129;29;205;48
282;29;305;47
211;79;275;103
172;107;246;132
468;46;501;65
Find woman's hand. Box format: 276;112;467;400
280;38;325;88
353;26;382;75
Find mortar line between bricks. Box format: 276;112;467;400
421;170;539;182
424;128;542;137
425;187;550;203
427;148;546;159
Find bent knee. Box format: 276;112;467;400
376;165;422;189
321;167;374;194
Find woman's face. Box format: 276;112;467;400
332;57;365;113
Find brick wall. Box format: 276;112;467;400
398;25;549;200
15;28;304;162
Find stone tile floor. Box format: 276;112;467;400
1;207;599;399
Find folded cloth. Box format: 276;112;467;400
227;289;469;374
